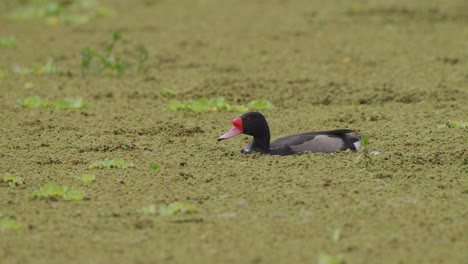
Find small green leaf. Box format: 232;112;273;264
113;32;122;41
2;174;25;187
77;174;96;183
0;218;22;231
331;228;341;242
149;163;159;171
89;158;134;169
318;252;345;264
95;7;115;17
0;37;17;48
359;135;369;146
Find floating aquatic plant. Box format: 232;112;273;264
149;163;160;171
81;32;148;76
76;174;96;184
54;97;89;109
356;135;372;168
170;97;273;112
160;88;178;97
0;218;23;231
20;96;88;109
20;96;51;108
438;122;466;129
26;182;85;201
8;0;115;26
0;69;7;79
1;174;25;187
89;158;134;169
13;58;65;75
139;202;197;216
318;252;345;264
0;37;16;48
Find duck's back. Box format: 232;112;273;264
270;129;360;155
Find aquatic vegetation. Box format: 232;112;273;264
0;37;17;48
331;228;341;243
1;174;25;187
20;96;51;108
76;174;96;184
89;158;134;169
81;32;128;76
54;97;89;109
0;69;7;79
20;96;88;109
318;253;345;264
356;135;372;168
81;32;151;76
0;218;23;231
26;182;85;201
139;202;197;216
438;121;466;129
170;97;273;112
160;88;179;98
13;58;65;75
139;204;158;215
247;100;274;110
149;163;160;171
80;47;95;74
7;0;115;26
135;46;150;74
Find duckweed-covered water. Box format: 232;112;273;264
0;0;467;263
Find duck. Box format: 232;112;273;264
217;112;361;155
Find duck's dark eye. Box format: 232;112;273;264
245;116;252;121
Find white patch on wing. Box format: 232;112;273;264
290;135;344;153
353;141;361;150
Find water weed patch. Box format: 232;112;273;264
438;121;467;129
26;182;85;201
0;37;16;48
0;218;23;231
89;158;134;169
1;174;25;187
139;202;197;216
170;97;273;112
7;0;115;25
81;32;150;76
76;174;96;184
20;96;88;109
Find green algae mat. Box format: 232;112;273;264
1;0;467;263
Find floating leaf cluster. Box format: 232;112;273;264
0;218;23;231
8;0;115;26
89;158;134;169
1;174;25;187
20;96;88;109
438;122;466;129
139;202;197;216
170;97;273;112
26;182;85;201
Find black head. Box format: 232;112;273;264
217;112;270;141
239;112;270;138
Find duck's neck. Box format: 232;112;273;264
252;134;270;154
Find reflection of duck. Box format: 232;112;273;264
218;112;362;156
